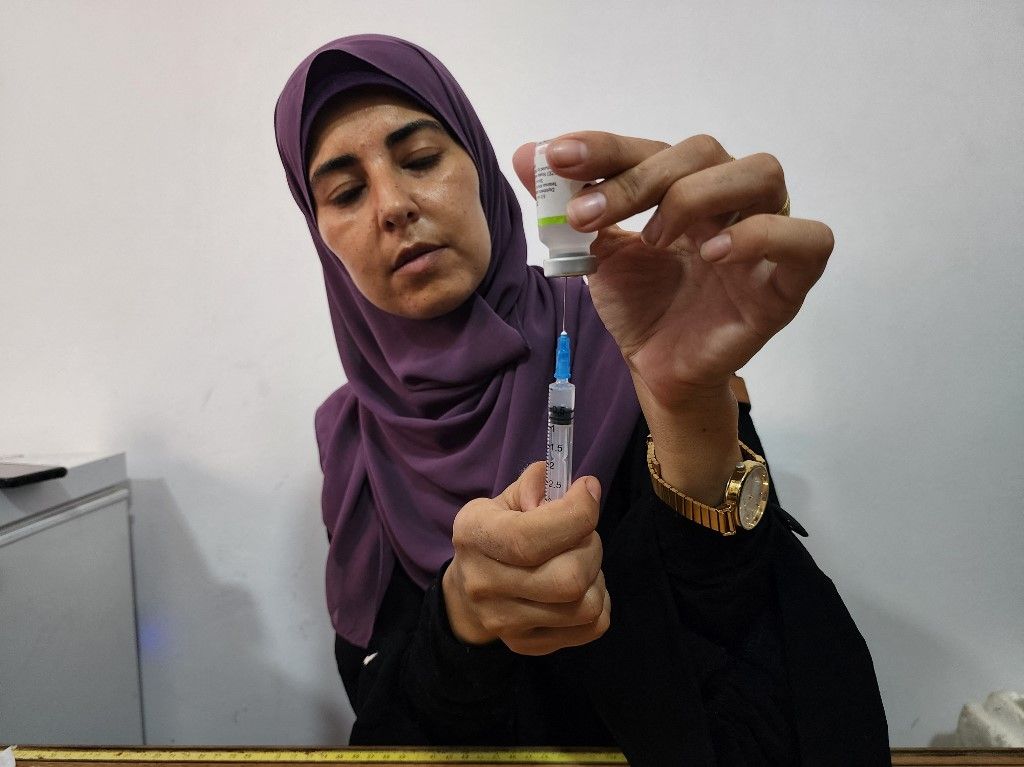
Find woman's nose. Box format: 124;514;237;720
375;176;420;232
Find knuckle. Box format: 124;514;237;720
573;491;601;531
478;611;504;635
450;507;476;548
578;535;603;582
612;165;647;206
663;177;698;214
606;133;637;167
461;570;489;601
607;146;674;209
644;153;677;192
822;223;836;256
580;589;604;623
553;567;589;602
691;133;725;163
754;152;786;187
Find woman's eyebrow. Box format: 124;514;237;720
384;118;446;148
309;119;447;183
310;153;356;183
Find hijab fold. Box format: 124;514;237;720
274;34;639;646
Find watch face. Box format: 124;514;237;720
738;464;769;530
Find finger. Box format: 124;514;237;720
504;584;612;656
513;134;664;200
504;475;600;565
483;570;608;633
700;215;834;304
642;153;788;249
549;133;729;233
498;460;547;512
454;531;602;604
543;130;671;182
513;132;668;213
514;531;603;603
511;142;537;197
463;475;601;566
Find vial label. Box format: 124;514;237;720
536;144;585;228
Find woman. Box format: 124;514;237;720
275;34;889;765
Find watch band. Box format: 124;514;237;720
645;435;766;536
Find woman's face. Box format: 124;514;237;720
307;89;491;319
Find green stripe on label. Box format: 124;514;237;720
538;215;568;227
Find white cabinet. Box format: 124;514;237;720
0;454;143;744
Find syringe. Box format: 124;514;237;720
544;330;575;502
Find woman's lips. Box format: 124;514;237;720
394;245;444;274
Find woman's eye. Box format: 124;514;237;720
405;153;441;171
331;185;364;207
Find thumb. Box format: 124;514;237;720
512;142;537;198
498;460;546;512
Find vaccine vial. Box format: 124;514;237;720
535;142;597;277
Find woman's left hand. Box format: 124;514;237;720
512;133;833;411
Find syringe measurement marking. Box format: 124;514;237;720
544;323;574;502
546;424;570;494
545;400;574;501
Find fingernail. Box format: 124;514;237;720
547;139;587;166
567;192;606;228
585;476;602;503
700;232;732;262
641;213;663;247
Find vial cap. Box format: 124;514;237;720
543;254;597;277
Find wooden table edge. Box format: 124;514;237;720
5;747;1024;766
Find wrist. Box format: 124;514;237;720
633;376;740;506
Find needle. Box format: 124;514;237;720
562;277;567;334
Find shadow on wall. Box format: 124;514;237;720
771;469;973;747
843;593;982;748
129;476;351;745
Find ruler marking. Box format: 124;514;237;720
10;749;627;765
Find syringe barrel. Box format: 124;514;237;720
545;380;575;502
548;379;575;411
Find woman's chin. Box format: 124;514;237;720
383;285;475;320
383;266;485;320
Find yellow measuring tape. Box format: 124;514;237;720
11;748;627;765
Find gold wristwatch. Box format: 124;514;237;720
646;435;770;536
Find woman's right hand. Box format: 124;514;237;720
441;462;610;656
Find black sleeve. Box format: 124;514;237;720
637;403;884;765
615;404;803;765
651;502;802;765
338;561;523;746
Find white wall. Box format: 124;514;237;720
1;0;1021;748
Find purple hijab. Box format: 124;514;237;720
274;34;639;647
